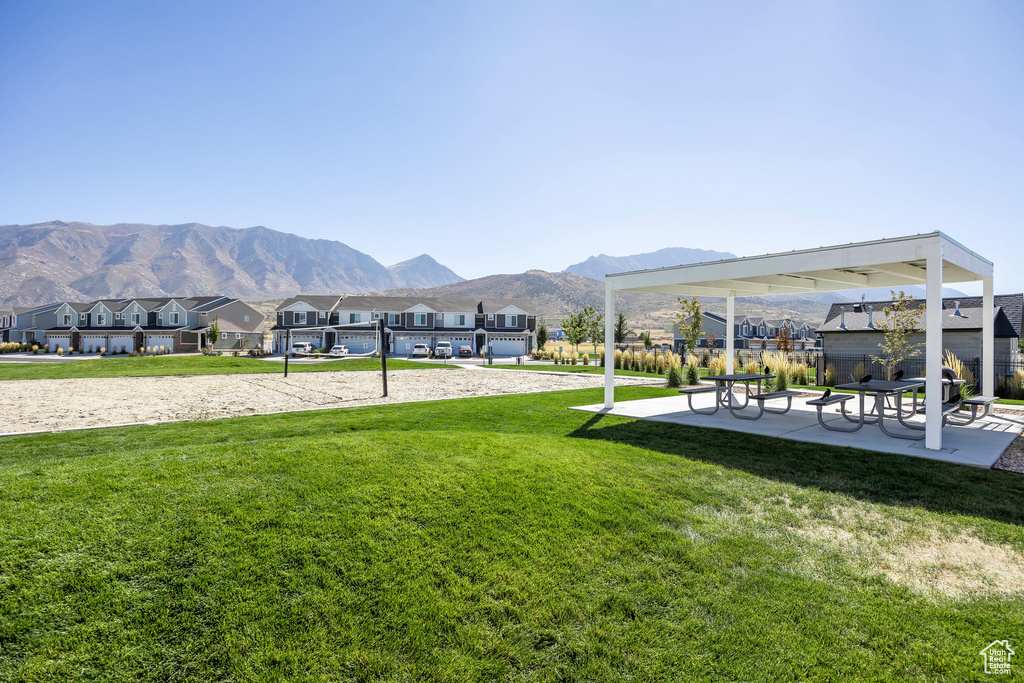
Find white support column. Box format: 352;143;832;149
725;293;736;374
604;280;615;408
982;276;995;401
925;243;944;450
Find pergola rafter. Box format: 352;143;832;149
602;232;995;451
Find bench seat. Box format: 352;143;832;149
678;385;716;394
751;390;801;402
961;395;998;406
806;393;854;407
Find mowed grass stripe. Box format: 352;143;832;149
0;355;453;381
1;387;1022;681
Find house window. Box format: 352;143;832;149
319;311;327;319
350;313;361;324
389;314;400;325
295;312;307;325
115;313;121;320
80;314;86;322
243;315;249;322
63;314;72;326
236;333;242;339
131;313;140;325
97;314;106;325
742;325;749;335
759;326;764;335
505;315;516;327
169;313;179;325
415;313;427;326
454;314;466;326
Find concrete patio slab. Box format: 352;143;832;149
570;391;1022;468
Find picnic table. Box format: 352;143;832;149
679;373;801;420
825;379;927;439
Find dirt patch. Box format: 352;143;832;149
0;367;654;436
756;498;1024;600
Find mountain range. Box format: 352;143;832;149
0;221;463;306
0;221;966;330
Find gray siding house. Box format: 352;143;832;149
272;295;537;356
674;312;819;353
6;296;265;353
817;294;1022;362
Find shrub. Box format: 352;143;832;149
614;349;622;369
791;362;809;386
823;364;836;387
708;354;727;376
942;350;976;402
57;347;63;356
582;353;589;366
762;350;792;391
666;364;682;388
100;347;106;356
685;364;700;385
571;352;578;365
232;350;240;357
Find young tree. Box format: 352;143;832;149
704;330;717;353
537;321;548;350
674;296;703;355
207;316;221;349
870;290;925;380
613;312;632;345
560;311;587;353
639;330;653;349
582;306;604;353
775;325;794;353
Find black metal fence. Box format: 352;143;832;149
814;353;1024;398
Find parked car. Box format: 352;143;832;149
290;341;313;357
328;344;349;357
434;341;453;359
458;344;474;358
411;343;430;358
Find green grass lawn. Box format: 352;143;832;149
0;355;450;381
485;363;667;378
1;387;1023;681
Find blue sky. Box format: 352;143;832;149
1;1;1022;292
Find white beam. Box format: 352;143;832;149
983;276;994;402
725;294;735;374
786;269;870;287
604;280;615;408
870;261;929;282
925;243;943;450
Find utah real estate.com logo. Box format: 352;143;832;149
981;640;1014;675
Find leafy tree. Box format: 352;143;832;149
775;325;794;353
537;322;548;350
870;291;925;380
704;330;717;352
582;306;604;353
560;311;587;353
613;312;632;345
207;317;221;348
674;296;703;355
639;330;653;349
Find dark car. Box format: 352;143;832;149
458;344;474;357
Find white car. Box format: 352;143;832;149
411;343;430;358
434;341;453;358
329;345;349;357
290;341;313;357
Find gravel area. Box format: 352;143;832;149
0;367;657;436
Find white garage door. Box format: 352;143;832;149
147;336;174;352
47;335;70;353
290;334;321;348
109;335;134;353
435;335;474;347
488;337;526;356
81;336;106;353
336;336;376;354
396;337;431;355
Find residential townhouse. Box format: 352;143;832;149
272;295;537;356
674;312;819;353
817;294;1022;361
6;296;264;353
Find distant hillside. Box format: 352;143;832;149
376;269;836;331
0;221;462;305
387;254;464;289
564;246;736;280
